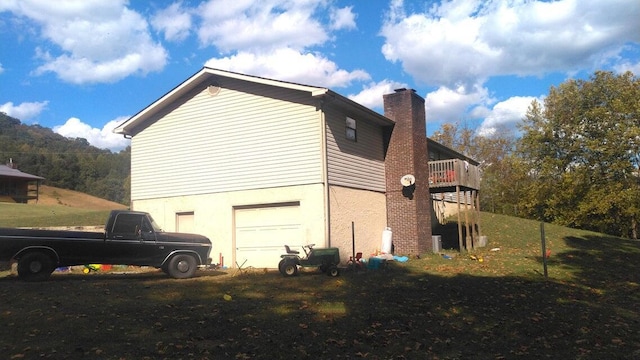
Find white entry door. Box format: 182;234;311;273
176;212;195;233
234;204;301;269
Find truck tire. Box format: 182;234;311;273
167;254;197;279
18;252;55;282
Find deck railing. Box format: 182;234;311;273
428;159;480;190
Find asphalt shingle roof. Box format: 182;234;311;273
0;165;44;180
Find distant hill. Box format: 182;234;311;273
34;185;127;210
0;112;130;204
0;185;127;228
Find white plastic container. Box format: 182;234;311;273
381;227;393;254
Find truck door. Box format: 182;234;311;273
137;216;163;264
106;213;152;265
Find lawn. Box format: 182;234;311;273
0;203;112;228
1;212;639;359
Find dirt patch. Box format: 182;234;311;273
30;185;127;210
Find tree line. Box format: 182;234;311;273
432;71;639;239
0;112;130;205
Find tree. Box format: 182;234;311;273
0;112;130;204
431;122;520;215
517;71;640;238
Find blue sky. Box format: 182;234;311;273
1;0;639;152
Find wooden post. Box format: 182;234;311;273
540;222;548;279
475;190;482;238
456;185;464;251
470;190;478;240
464;190;471;250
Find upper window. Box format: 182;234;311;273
346;117;357;141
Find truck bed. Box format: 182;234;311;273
0;228;105;241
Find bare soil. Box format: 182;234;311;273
31;185;127;210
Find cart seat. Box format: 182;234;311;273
285;245;299;255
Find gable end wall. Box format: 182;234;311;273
130;79;324;200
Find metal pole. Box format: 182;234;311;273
540;222;548;279
351;221;355;266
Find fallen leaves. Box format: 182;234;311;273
0;246;637;359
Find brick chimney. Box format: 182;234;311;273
383;89;432;255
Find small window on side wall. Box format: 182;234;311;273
346;117;357;141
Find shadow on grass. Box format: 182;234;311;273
1;255;639;359
560;235;640;286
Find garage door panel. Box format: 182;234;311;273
235;206;299;226
235;205;301;268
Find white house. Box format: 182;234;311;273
114;68;406;268
114;67;489;267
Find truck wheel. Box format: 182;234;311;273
160;264;169;274
18;252;55;282
283;263;298;277
167;254;197;279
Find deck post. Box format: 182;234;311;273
464;190;472;250
456;185;464;251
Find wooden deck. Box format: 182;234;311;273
428;159;481;252
428;159;480;192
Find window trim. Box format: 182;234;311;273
346;117;357;141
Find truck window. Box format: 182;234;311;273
141;218;153;233
112;214;145;236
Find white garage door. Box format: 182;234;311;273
235;204;301;269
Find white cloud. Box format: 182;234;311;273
381;0;640;88
151;2;192;42
348;80;407;110
424;84;492;128
1;0;167;84
0;63;4;74
205;48;370;88
329;6;356;31
0;101;48;121
197;1;372;94
475;96;541;136
53;117;130;152
196;0;329;53
614;60;640;76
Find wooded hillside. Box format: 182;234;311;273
0;112;130;205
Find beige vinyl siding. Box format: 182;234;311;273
131;79;323;200
324;106;387;192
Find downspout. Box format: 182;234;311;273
319;99;331;247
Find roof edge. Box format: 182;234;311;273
113;67;393;136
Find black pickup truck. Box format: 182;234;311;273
0;210;211;281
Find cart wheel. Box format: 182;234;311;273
327;266;340;277
283;263;298;277
278;259;286;275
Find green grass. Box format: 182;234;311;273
0;203;111;227
1;212;639;359
427;212;621;282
